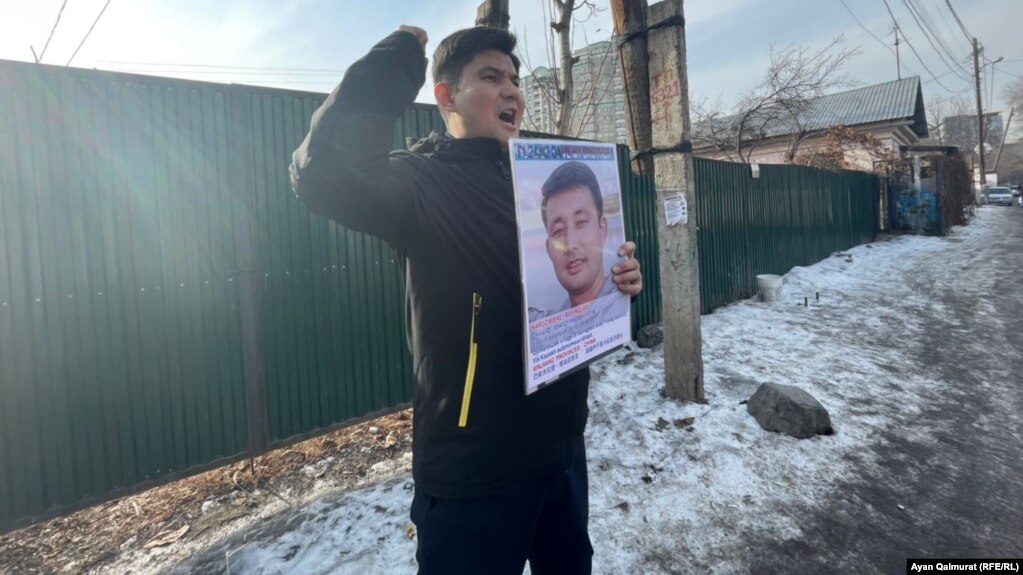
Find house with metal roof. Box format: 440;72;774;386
693;76;929;171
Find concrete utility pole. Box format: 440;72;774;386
476;0;509;29
973;37;986;195
992;107;1014;173
614;0;704;402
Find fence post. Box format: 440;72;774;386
227;87;268;456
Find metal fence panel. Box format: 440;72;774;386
0;58;879;532
619;158;878;316
0;57;447;530
0;61;252;529
245;96;442;445
617;149;662;332
691;159;878;312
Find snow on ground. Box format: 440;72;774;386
152;210;1006;575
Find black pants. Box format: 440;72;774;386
410;437;593;575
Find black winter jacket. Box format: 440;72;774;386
290;31;589;499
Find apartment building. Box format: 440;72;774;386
520;39;627;144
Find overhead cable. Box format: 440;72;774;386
942;0;974;43
881;0;963;93
919;0;972;53
838;0;921;78
38;0;70;62
66;0;113;67
901;0;971;81
96;60;345;74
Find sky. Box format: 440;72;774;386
105;204;1021;574
2;0;1022;130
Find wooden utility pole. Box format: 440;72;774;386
476;0;509;29
893;27;901;80
612;0;653;176
973;37;986;196
614;0;704;402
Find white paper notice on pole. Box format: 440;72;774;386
664;193;687;227
508;138;631;396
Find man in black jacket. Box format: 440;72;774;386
290;24;642;575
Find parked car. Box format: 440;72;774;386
985;186;1014;206
1011;184;1022;197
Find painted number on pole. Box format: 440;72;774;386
664;193;687;227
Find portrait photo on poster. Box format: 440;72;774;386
509;138;632;395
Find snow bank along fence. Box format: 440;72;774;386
0;60;878;532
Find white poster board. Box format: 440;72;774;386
509;139;632;395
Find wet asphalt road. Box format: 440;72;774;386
748;206;1023;574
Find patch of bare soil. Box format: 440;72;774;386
0;409;413;575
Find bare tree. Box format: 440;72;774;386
792;124;895;171
519;0;616;138
692;37;860;163
995;141;1023;185
551;0;578;135
926;94;974;145
1004;78;1023;114
691;94;744;162
1002;78;1023;142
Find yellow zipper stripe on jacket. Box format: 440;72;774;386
458;293;482;428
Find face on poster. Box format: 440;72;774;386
509;138;631;395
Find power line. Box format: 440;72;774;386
96;60;345;74
908;0;969;81
984;62;990;108
922;57;970;84
987;60;996;110
912;0;960;55
942;0;973;43
881;0;962;93
232;81;336;87
66;0;112;67
932;85;972;97
108;68;342;78
924;0;969;53
927;0;972;53
998;68;1023;81
837;0;921;78
908;0;969;77
37;0;70;62
921;61;972;97
839;0;895;54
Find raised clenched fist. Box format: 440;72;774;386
398;25;428;50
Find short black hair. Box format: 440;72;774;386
432;27;521;87
541;161;603;227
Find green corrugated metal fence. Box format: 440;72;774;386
237;94;440;445
617;149;661;332
692;159;878;312
0;59;877;533
0;62;250;531
0;61;440;532
618;157;878;321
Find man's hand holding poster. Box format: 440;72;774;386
510;139;632;395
